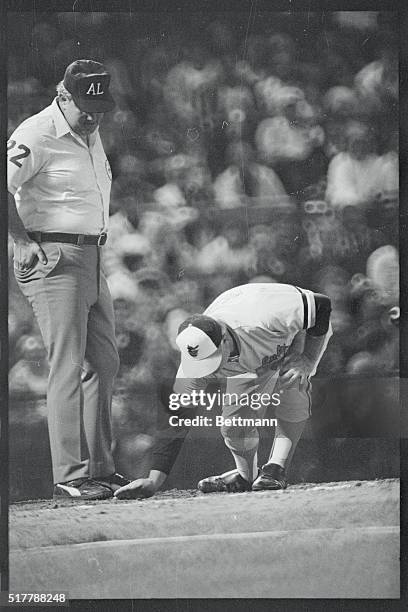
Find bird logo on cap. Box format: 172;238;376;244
187;344;199;357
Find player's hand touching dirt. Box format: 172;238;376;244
278;351;314;391
114;478;158;500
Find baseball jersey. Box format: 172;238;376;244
7;98;112;234
174;283;316;390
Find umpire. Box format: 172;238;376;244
8;60;129;500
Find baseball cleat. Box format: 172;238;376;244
252;463;287;491
198;469;252;493
53;477;113;500
93;472;131;492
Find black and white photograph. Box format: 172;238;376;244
2;3;402;605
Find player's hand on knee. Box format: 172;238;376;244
278;352;313;390
114;478;157;500
14;239;47;269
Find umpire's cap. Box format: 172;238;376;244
176;315;224;378
63;59;115;113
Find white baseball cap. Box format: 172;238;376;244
176;315;224;378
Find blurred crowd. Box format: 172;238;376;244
8;11;398;459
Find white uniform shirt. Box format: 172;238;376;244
174;283;318;402
7;98;112;234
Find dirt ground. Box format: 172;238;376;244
9;479;400;599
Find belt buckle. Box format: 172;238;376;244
97;232;107;246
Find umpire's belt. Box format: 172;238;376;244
28;231;108;246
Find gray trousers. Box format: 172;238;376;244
14;242;119;484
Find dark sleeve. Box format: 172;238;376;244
150;403;192;475
150;375;208;474
307;293;331;336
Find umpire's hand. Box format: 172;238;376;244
14;239;47;270
114;478;157;500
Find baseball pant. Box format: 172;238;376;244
220;326;332;459
14;242;119;484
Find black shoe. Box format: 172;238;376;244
198;469;252;493
93;472;131;492
252;463;287;491
53;477;113;500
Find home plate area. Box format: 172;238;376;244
10;479;399;599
